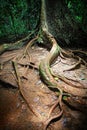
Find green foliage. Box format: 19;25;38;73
0;0;40;42
65;0;87;32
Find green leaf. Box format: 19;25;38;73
63;96;68;100
37;37;43;43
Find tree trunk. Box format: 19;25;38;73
0;0;87;130
45;0;87;48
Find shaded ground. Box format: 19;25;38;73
0;44;87;130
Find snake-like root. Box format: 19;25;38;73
39;0;87;129
39;28;87;97
40;0;87;97
0;0;87;129
43;95;63;130
39;28;87;129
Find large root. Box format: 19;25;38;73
0;29;37;55
39;0;87;129
0;0;87;129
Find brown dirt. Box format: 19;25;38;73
0;45;87;130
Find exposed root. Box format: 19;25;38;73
12;60;38;117
0;29;37;55
60;48;87;70
17;36;38;62
0;0;87;129
43;97;63;130
43;110;63;130
71;49;87;56
63;96;87;112
48;90;63;117
39;1;87;128
63;56;86;72
39;29;87;96
60;49;74;58
61;49;87;59
52;73;86;89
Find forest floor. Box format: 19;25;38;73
0;44;87;130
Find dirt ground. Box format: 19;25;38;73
0;44;87;130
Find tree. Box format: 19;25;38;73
0;0;87;130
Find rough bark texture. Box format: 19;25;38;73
0;0;87;130
46;0;87;48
